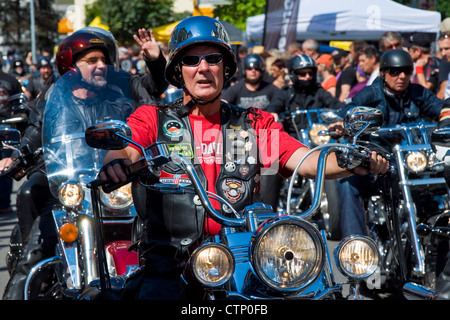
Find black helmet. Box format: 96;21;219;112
13;60;25;68
56;27;118;76
287;54;317;82
243;53;265;71
165;16;237;88
288;54;317;89
379;49;413;71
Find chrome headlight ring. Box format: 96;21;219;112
250;216;325;292
189;243;235;287
335;235;379;279
99;182;133;210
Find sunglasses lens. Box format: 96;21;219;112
389;67;413;76
181;56;201;66
205;53;223;64
297;71;313;77
181;53;223;66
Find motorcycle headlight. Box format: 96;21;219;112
250;217;325;292
309;124;331;145
335;236;378;279
100;183;133;210
190;244;234;287
405;151;427;173
58;181;84;208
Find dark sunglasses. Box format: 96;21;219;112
387;66;413;76
180;53;223;66
296;70;314;77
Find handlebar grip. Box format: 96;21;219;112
1;158;26;180
88;158;149;193
335;145;372;171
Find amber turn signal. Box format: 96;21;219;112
59;223;79;243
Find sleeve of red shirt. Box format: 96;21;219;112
251;108;305;178
126;105;159;155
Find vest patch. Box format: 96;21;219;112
221;178;246;203
163;119;184;138
168;143;194;159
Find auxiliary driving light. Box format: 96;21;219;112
405;151;427;173
309;124;331;145
190;244;234;287
335;236;378;279
58;181;84;208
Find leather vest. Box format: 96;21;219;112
141;100;261;258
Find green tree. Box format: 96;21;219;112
0;0;58;55
437;0;450;19
393;0;450;19
213;0;266;31
85;0;189;45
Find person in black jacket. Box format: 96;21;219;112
0;69;22;215
266;54;344;211
330;49;443;239
267;54;344;135
0;26;168;300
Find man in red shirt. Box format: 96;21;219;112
99;16;388;300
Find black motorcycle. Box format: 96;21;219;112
363;121;449;295
402;125;450;300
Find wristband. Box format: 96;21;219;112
415;66;424;74
439;110;450;122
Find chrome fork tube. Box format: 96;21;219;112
394;145;425;274
79;216;99;285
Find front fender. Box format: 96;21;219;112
105;240;139;276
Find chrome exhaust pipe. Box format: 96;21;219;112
402;282;436;300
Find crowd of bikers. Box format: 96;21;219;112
1;18;450;300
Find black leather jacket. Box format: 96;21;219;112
267;83;344;135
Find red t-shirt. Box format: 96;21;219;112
127;105;305;234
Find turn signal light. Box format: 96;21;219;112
59;223;79;243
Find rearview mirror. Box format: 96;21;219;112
431;128;450;148
85;120;132;150
344;106;383;138
319;109;343;124
0;127;21;147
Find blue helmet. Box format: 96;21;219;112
165;16;237;88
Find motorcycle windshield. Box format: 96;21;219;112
42;66;138;198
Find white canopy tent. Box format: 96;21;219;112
246;0;441;45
